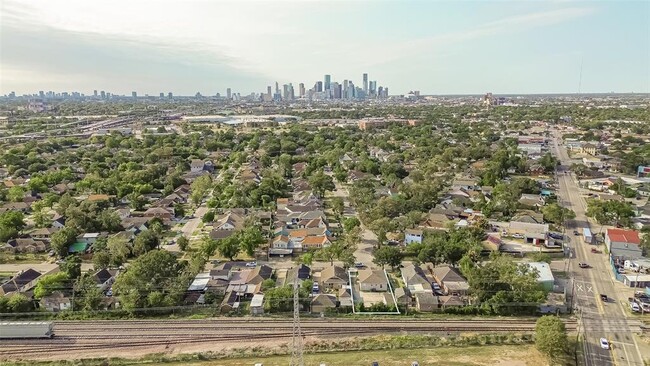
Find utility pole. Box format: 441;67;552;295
290;272;304;366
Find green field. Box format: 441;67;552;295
145;346;547;366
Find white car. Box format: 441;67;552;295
245;261;257;268
600;338;610;350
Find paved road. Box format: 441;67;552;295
331;180;377;267
552;132;644;366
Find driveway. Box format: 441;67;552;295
181;206;209;239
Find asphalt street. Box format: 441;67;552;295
552;131;644;366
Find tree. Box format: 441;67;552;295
31;201;53;228
373;246;402;269
342;217;361;232
6;293;32;312
586;200;635;227
330;197;345;219
240;226;265;257
34;272;69;299
369;217;395;248
202;210;215;223
92;250;111;270
261;278;276;291
0;211;25;242
133;230;160;256
177;236;189;251
218;236;240;261
50;227;78;258
59;255;82;279
541;203;576;225
298;252;314;266
264;285;294;312
113;250;186;310
7;186;25;202
107;234;131;266
174;203;185;218
56;193;76;216
308;170;335;198
535;316;568;359
74;274;104;311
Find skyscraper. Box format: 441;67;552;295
363;73;368;94
316;81;323;92
369;81;377;97
283;84;289;100
132;91;137;98
226;88;232;100
100;91;106;99
93;90;98;97
324;75;331;91
332;82;342;99
168;92;173;99
267;86;272;99
275;82;280;94
299;83;305;98
160;92;164;98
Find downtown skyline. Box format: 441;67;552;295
1;0;649;95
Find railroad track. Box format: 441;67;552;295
0;326;540;358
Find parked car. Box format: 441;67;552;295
312;283;319;293
512;233;524;239
354;262;365;268
578;263;590;268
630;302;641;312
573;230;580;236
245;261;257;268
600;338;610;350
591;248;601;253
549;233;563;240
432;283;441;291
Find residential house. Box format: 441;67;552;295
284;264;311;286
77;233;103;246
401;264;433;294
319;265;348;290
121;217;150;233
311;294;337;314
40;291;72;312
115;208;131;220
219;291;240;313
439;295;465;310
405;229;424;245
250;294;264;315
143;207;174;220
4;238;47;253
29;227;60;242
394;287;412;307
518;194;544;208
581;143;598;155
190;159;206;173
51;215;66;229
0;202;30;213
414;292;438;312
508;221;550;247
301;235;330;250
93;268;118;292
0;268;57;297
213;211;245;231
188;272;211;292
430;265;469;296
357;269;388;292
245;264;273;285
338;288;353;308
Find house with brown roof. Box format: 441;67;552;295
319;265;348;289
430;265;469;296
301;235;330;249
4;238;47;253
414;292;438;312
311;294;337;314
358;269;388;292
143;207;173;220
29;227;60;241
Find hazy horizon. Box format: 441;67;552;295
2;0;649;96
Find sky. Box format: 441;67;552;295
1;0;649;95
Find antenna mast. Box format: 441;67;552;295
290;271;304;366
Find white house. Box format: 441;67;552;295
405;229;424;245
190;159;206;173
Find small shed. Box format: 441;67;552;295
250;294;264;315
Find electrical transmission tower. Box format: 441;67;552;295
290;271;304;366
